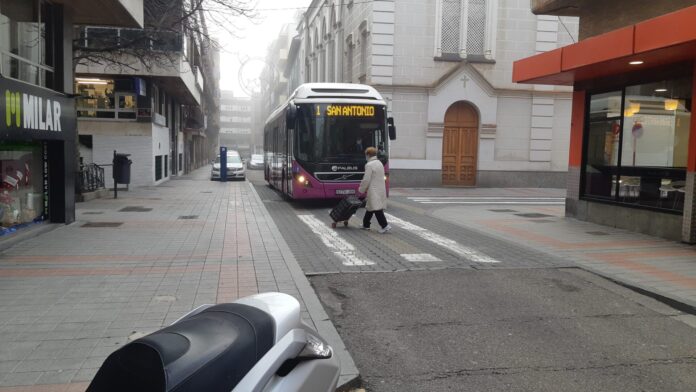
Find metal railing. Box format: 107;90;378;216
77;26;184;52
77;163;105;193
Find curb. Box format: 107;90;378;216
247;182;361;389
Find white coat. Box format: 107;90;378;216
359;157;387;211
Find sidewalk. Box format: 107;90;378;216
0;169;357;391
392;187;696;312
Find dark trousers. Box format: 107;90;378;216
363;209;388;229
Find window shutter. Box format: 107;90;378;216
440;0;462;55
466;0;487;56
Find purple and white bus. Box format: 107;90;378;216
264;83;396;199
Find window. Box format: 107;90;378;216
582;76;692;212
345;35;354;83
76;79;137;120
155;155;163;181
435;0;494;59
359;29;368;82
0;0;56;88
0;141;45;229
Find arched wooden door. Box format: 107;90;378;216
442;102;479;186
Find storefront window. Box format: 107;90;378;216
0;142;45;234
0;0;55;88
76;79;137;120
582;76;692;212
584;91;622;199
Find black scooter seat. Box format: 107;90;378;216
87;303;275;392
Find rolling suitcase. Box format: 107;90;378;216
329;196;364;228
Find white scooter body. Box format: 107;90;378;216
87;293;340;392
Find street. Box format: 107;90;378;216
0;169;694;391
247;170;696;391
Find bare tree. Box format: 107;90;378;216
73;0;255;73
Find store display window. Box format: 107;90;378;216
0;142;45;235
582;75;692;212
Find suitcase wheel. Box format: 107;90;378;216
343;221;349;227
331;222;337;229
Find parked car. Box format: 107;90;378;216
211;153;246;180
247;154;264;170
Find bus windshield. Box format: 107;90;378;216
296;103;387;164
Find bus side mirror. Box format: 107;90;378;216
387;117;396;140
286;103;297;127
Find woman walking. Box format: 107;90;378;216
359;147;392;233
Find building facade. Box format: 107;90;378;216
0;0;143;233
514;1;696;242
270;0;578;187
74;2;217;187
219;91;257;157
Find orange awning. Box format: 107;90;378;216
513;5;696;85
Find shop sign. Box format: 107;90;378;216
0;76;76;139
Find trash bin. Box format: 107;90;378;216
113;153;132;184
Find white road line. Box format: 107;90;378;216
385;214;500;263
298;215;375;266
418;201;566;205
408;196;564;200
401;253;442;262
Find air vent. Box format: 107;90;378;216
515;213;553;218
306;95;378;100
310;88;370;94
82;222;123;228
119;206;152;212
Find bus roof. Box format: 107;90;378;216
291;83;385;102
265;83;386;126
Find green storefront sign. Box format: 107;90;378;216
0;75;76;140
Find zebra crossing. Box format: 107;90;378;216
407;196;566;205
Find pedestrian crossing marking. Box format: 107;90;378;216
385;213;500;263
401;253;441;262
298;214;375;266
407;196;565;205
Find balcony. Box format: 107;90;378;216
54;0;144;28
75;27;202;105
531;0;581;16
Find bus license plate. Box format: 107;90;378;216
336;189;355;195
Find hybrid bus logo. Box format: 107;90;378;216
4;89;63;132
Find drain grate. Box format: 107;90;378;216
586;231;610;236
515;213;554;218
489;209;518;213
178;215;199;220
119;206;152;212
530;219;555;223
83;212;104;215
200;191;213;194
82;222;123;228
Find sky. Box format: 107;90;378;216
216;0;312;97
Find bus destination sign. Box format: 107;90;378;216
319;104;376;117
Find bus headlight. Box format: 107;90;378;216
296;175;312;187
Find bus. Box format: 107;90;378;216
264;83;396;199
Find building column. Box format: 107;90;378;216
565;89;585;217
680;64;696;243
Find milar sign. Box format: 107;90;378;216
0;75;76;138
5;91;63;131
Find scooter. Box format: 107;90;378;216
87;292;340;392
